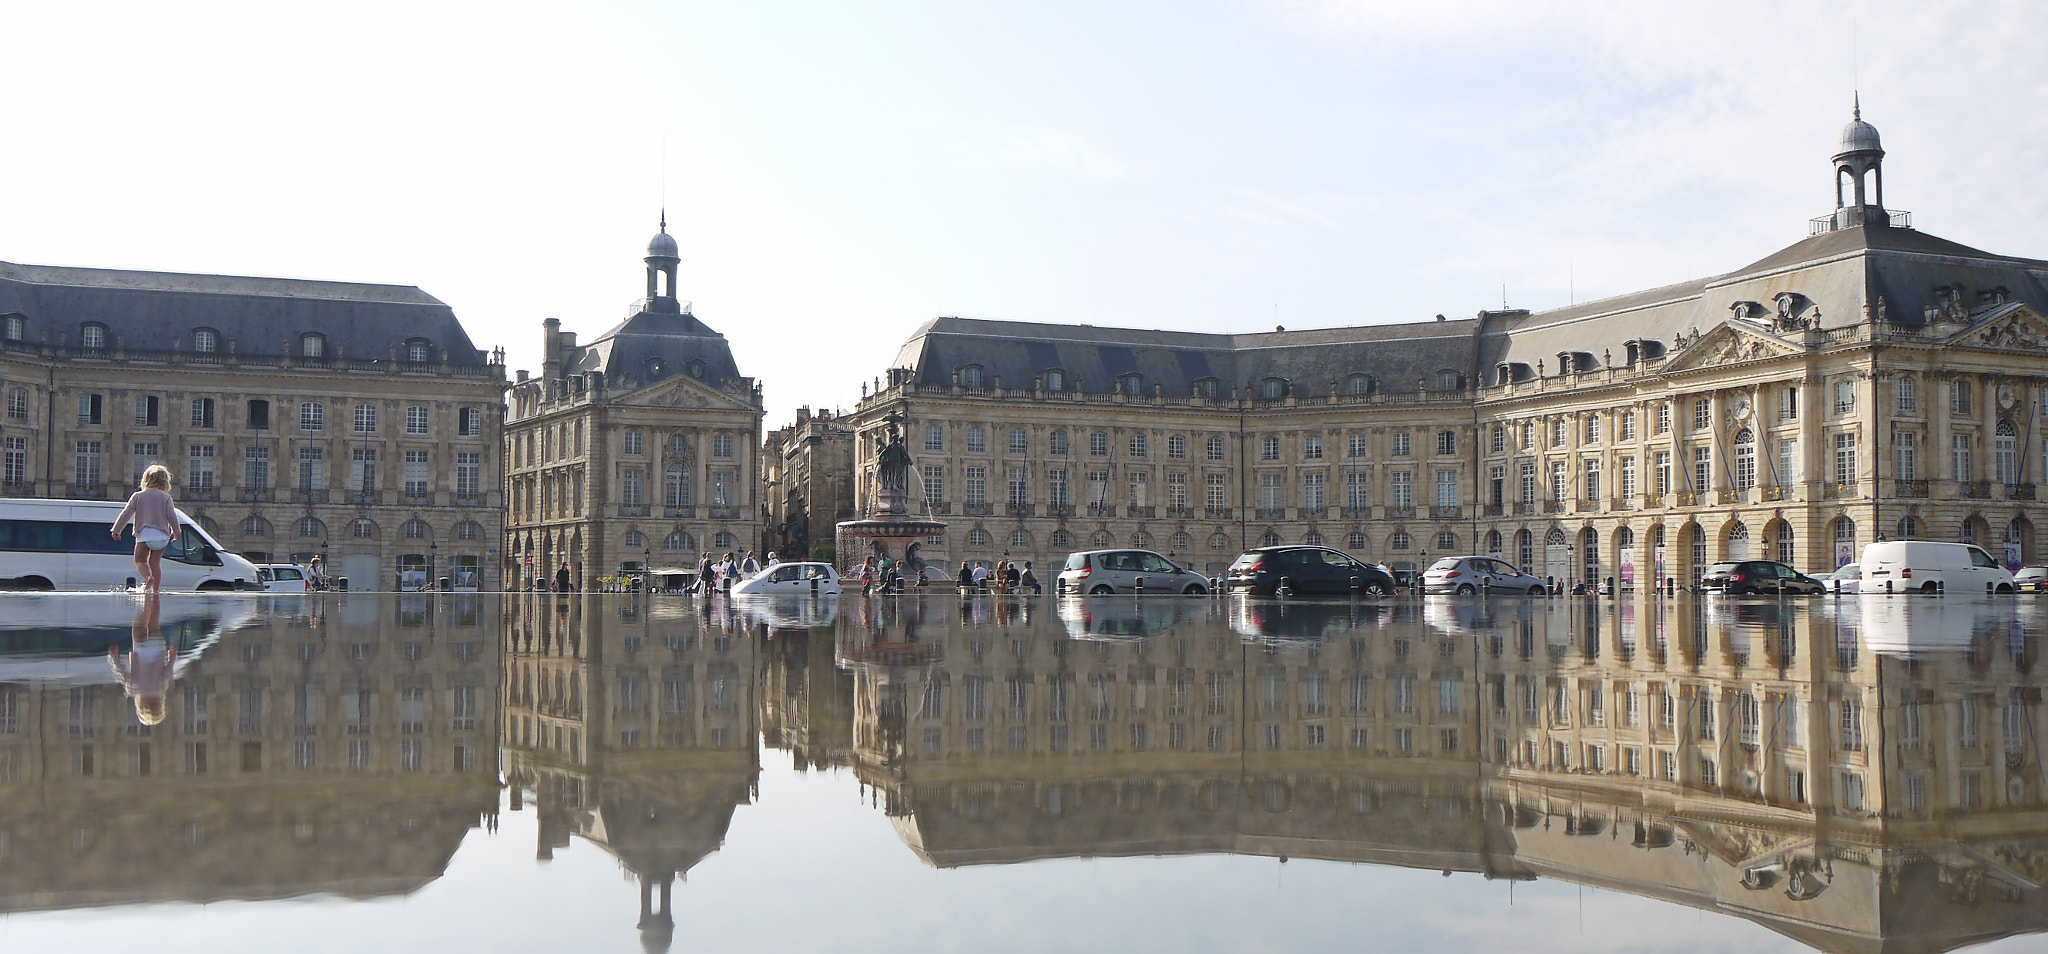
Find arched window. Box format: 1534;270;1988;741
300;333;325;359
1009;529;1031;548
241;516;270;537
402;519;430;540
1581;527;1600;579
404;338;432;364
1775;526;1794;564
664;531;693;551
1120;373;1144;396
1960;519;1978;545
1051;529;1072;548
1546;527;1568;547
455;521;481;541
1733;429;1756;491
192;328;219;354
1303;530;1323;546
1261;530;1280;546
80;322;107;354
625;530;645;549
1390;530;1412;550
961;365;983;388
1089;530;1112;548
1043;369;1065;391
1436;530;1457;551
1897;516;1920;540
349;518;376;539
1208;532;1228;550
297;516;325;538
1260;378;1286;400
1487;530;1503;554
665;463;692;510
1517;529;1534;569
1131;532;1153;549
1349;532;1367;550
1689;525;1707;578
1171;531;1190;550
1617;526;1635;550
687;360;706;379
1996;421;2020;485
713;531;734;548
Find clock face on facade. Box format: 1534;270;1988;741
1732;395;1751;421
1999;384;2018;410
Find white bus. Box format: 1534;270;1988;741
0;498;262;592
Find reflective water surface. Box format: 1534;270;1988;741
2;591;2047;952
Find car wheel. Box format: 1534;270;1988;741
1182;584;1206;595
1921;582;1940;595
1089;584;1115;595
196;581;232;592
18;576;54;591
1998;584;2016;594
1455;584;1476;596
1528;585;1546;596
1361;582;1388;598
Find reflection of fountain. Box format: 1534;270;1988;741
835;411;947;577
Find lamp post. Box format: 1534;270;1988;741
320;540;329;589
430;541;438;592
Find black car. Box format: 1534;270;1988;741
1698;560;1823;596
1226;546;1394;597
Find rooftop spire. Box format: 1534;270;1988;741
659;207;667;232
1853;90;1861;121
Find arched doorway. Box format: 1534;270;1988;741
2004;515;2032;569
1544;527;1569;584
1581;526;1601;584
1831;516;1857;568
1764;519;1795;566
1517;528;1534;573
1725;520;1753;561
1614;525;1637;589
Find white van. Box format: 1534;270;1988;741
1859;540;2016;595
0;498;262;591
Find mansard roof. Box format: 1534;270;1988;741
0;259;491;364
560;307;746;391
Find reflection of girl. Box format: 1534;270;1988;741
108;593;175;725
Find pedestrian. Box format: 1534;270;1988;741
309;555;327;589
555;562;571;593
695;551;715;595
741;550;760;576
720;551;738;591
1005;561;1021;591
957;561;973;592
111;464;180;592
971;562;991;589
1020;561;1041;594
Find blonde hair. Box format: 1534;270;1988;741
134;695;167;726
141;464;172;491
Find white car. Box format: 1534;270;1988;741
731;561;842;596
1822;563;1861;595
254;563;311;592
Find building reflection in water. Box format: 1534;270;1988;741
3;591;2045;952
815;592;2048;953
499;593;759;954
0;593;499;911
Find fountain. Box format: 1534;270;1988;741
834;412;947;583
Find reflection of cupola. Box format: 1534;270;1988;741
644;211;683;315
1817;96;1907;233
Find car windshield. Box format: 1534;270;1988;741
1230;553;1264;568
1427;558;1461;571
2019;568;2048;581
1065;553;1088;570
1831;564;1859;578
1704;563;1741;575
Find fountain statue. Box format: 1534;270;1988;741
834;411;948;583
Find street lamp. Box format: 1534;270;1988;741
430;541;438;591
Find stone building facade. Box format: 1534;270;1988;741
849;110;2048;585
503;222;764;588
0;260;505;589
761;406;855;561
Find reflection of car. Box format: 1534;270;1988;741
2015;566;2048;593
731;561;842;596
1230;599;1388;640
1422;556;1550;596
1822;563;1862;594
1058;549;1207;595
1698;561;1823;595
254;563;310;592
1058;597;1210;639
737;593;840;629
1226;546;1393;596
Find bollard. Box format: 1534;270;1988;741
1886;579;1894;595
1937;580;1945;596
1277;576;1293;598
811;577;819;593
1135;576;1145;595
337;577;349;592
1989;581;1996;596
1605;576;1615;595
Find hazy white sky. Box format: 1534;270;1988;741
7;1;2048;426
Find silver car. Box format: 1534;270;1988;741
1421;556;1550;596
1058;549;1209;595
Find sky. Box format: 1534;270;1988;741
7;1;2048;427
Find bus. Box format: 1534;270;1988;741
0;498;262;591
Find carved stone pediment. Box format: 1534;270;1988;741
1948;303;2048;351
1660;323;1802;374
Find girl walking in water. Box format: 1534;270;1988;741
111;464;180;592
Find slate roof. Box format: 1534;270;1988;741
893;220;2048;391
0;260;490;365
558;307;748;392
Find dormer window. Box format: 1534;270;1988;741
1347;374;1375;396
3;315;23;343
404;338;432;364
80;322;107;354
301;333;326;359
1260;377;1286;400
1436;370;1461;390
1043;369;1064;391
646;357;666;379
1495;364;1512;386
192;328;219;354
961;365;983;388
1120;373;1143;396
1194;377;1220;399
687;359;706;379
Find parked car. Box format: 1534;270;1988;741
1421;556;1550;596
254;563;311;592
2015;566;2048;593
731;561;842;596
1225;546;1394;597
1058;549;1208;595
1822;563;1862;595
1860;541;2017;595
1698;560;1824;595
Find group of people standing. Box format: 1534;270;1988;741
694;549;765;595
955;558;1041;594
